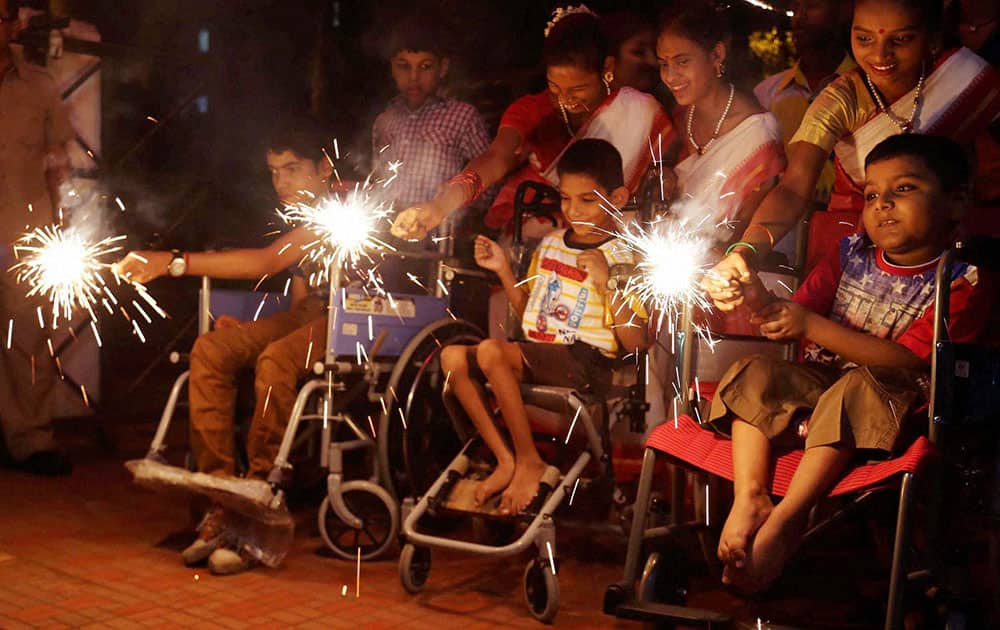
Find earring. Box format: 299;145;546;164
604;70;614;85
715;62;724;78
559;100;571;128
602;77;612;95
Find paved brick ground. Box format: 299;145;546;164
0;452;641;630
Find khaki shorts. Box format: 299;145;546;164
467;341;615;397
707;355;927;454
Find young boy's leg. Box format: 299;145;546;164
245;306;326;479
440;343;516;506
474;339;549;515
718;420;774;583
742;443;850;590
740;366;891;591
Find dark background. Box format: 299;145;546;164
35;0;790;422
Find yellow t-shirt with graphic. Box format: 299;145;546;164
520;230;641;356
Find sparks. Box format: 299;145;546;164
278;180;394;280
11;226;125;326
613;216;714;331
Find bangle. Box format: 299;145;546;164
743;223;774;249
724;241;758;257
445;169;484;205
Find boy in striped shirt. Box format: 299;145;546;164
440;139;647;515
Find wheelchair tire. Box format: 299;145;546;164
523;556;560;623
317;481;398;561
377;318;483;502
399;543;431;594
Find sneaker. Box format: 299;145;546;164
207;545;258;575
181;505;226;566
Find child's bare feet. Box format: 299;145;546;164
499;458;548;515
475;458;515;507
718;489;773;576
740;507;808;592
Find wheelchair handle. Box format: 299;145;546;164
512;181;561;246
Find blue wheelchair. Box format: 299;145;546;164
145;226;487;562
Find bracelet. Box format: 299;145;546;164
446;169;484;205
724;241;758;257
743;223;774;249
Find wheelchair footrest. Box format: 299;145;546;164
439;466;561;519
611;599;732;625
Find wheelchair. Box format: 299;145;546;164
603;211;1000;629
395;181;653;623
143;219;486;562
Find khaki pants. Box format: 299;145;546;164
0;276;58;461
188;297;326;479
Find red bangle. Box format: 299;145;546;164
446;169;484;204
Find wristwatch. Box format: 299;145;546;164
167;250;187;277
606;263;635;292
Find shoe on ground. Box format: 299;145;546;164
207;545;258;575
17;450;72;476
181;505;226;566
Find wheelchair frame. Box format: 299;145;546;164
144;216;488;562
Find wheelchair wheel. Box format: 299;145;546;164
317;481;398;561
399;543;431;594
638;541;690;607
378;319;483;501
523;556;560;623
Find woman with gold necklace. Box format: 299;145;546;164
705;0;1000;311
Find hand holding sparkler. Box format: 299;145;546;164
115;250;169;284
701;250;755;311
751;300;808;340
390;203;445;241
576;249;609;295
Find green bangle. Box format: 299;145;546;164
724;241;758;257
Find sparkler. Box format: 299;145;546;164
10;224;166;336
278;178;395;281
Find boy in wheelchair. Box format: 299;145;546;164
440;138;647;515
700;134;995;593
116;118;340;574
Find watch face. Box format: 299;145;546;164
169;258;185;276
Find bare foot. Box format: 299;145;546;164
740;508;808;592
499;459;548;515
718;490;774;576
475;458;514;507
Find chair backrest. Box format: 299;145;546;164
197;280;291;335
327;289;448;359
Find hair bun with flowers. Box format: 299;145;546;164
544;4;598;38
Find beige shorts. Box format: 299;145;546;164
706;355;927;454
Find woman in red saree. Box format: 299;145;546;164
390;6;674;241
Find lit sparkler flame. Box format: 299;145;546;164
612;216;714;332
9;224;166;334
11;225;124;327
278;179;395;283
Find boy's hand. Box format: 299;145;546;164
577;249;610;294
114;250;169;283
751;300;808;340
390;203;445;241
474;235;509;273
